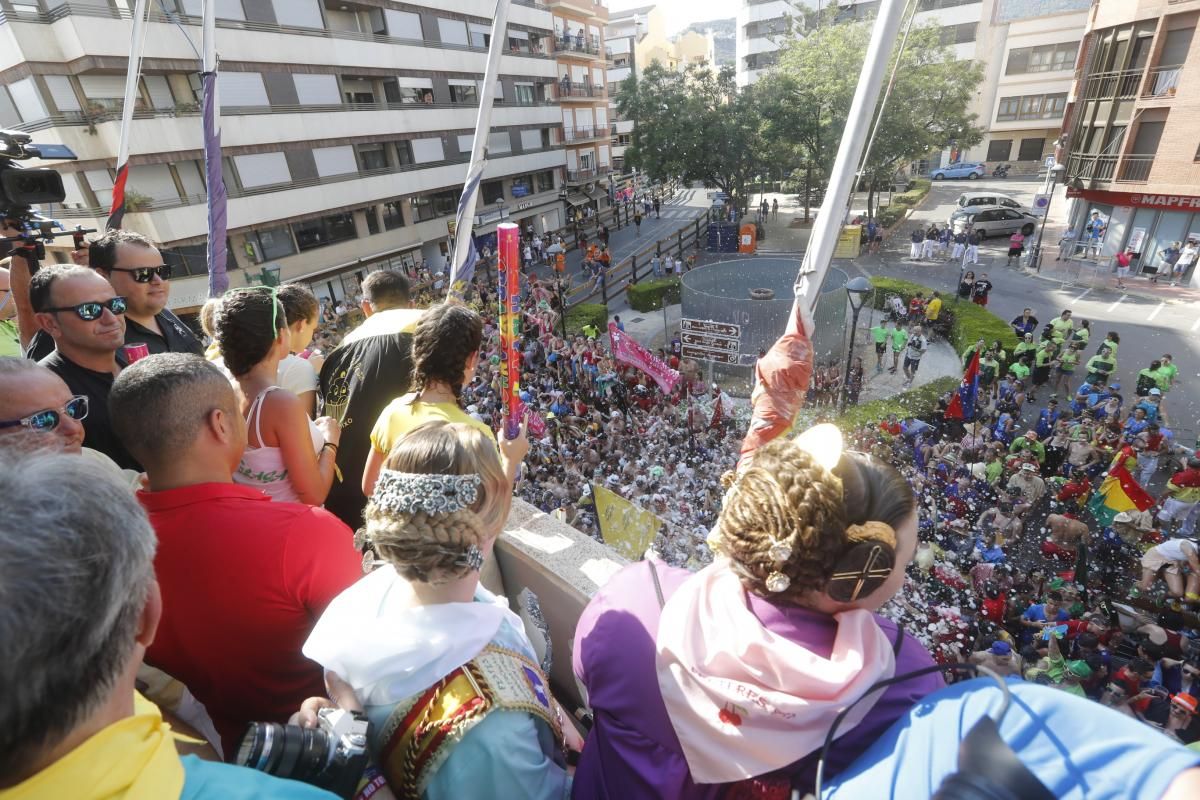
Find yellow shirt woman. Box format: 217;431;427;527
370;395;495;460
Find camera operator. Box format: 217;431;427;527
0;450;337;799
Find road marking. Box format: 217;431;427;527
1147;302;1165;321
1070;288;1090;305
1192;317;1200;332
1105;294;1127;313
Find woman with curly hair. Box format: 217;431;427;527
570;426;942;798
216;288;340;505
362;302;524;498
304;420;575;798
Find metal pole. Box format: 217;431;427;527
790;0;909;332
1031;168;1062;273
838;304;863;413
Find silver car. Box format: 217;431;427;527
949;205;1038;239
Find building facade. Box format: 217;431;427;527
734;0;1090;173
0;0;572;311
606;5;714;172
549;0;612;220
1062;0;1200;286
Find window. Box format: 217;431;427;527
291;212;357;251
1006;42;1078;75
438;18;469;46
357;144;388;172
536;169;555;193
469;23;490;49
365;206;381;236
251;226;297;260
742;52;779;70
162;240;238;278
449;83;478;104
514;83;536;104
234;152;290;188
511;174;533;198
938;22;976;46
520;128;542;151
975;210;998;222
383;200;405;230
1017;137;1045;161
986;139;1012;161
482;180;504;204
411;189;457;222
312;145;357;178
917;0;980;9
995;93;1066;122
395;140;414;166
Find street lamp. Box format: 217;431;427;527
838;276;872;413
1030;162;1067;273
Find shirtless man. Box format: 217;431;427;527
978;501;1023;546
1136;538;1200;601
1065;434;1098;476
1046;513;1090;552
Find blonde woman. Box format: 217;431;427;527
571;426;941;798
304;421;574;799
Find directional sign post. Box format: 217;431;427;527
680;317;741;365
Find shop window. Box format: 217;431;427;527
536;169;555;193
291;212;357;251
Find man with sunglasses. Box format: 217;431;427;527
89;229;202;357
29;264;138;470
0;356;87;452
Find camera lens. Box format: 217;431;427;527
235;722;333;783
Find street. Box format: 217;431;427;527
862;176;1200;447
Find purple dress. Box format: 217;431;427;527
572;561;944;799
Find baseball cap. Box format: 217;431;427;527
989;641;1012;656
1172;693;1198;714
1067;660;1093;679
1021;462;1038;472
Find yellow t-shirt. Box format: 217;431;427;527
370;395;496;457
924;297;942;321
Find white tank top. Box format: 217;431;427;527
234;386;325;504
1155;538;1195;563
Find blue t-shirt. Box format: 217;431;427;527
825;678;1200;800
180;755;339;799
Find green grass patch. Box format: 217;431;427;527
564;303;608;336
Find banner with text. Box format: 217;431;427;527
608;322;681;394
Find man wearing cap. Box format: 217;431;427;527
1008;461;1047;505
1136;389;1166;425
1009;430;1046;465
1166;693;1200;743
1158;457;1200;538
969;640;1021;677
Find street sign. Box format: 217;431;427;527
1045;156;1057;169
1031;193;1051;217
834;224;861;259
681;317;741;339
680;332;739;352
681;345;740;365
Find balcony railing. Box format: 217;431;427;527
1066;153;1117;183
1082;69;1144;101
1116;155;1155;182
562;125;606;142
552;36;613;59
554;81;603;99
566;167;608;183
1143;66;1183;98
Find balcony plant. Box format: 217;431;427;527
123;190;153;212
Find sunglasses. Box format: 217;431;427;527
109;264;173;283
43;296;128;321
0;395;88;432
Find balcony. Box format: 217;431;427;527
1143;66;1183;99
566;167;609;184
1082;69;1144;101
1066;153;1117;183
1116;155;1155;183
562;125;606;142
552;35;612;60
554;81;604;100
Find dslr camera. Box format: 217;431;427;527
235;708;371;799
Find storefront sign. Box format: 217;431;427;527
516;200;534;210
1065;188;1200;211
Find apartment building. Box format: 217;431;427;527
0;0;568;311
734;0;1090;172
1062;0;1200;286
549;0;611;221
606;5;715;171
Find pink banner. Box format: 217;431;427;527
608;322;681;395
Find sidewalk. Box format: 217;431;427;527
1021;258;1200;305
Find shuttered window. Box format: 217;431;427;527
293;74;341;105
313;146;357;177
234;153;291;188
410;137;445;163
219;73;269;107
272;0;323;29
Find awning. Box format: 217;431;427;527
585;187;608;202
565;193;590;207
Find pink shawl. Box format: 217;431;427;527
655;560;896;784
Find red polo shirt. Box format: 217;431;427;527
139;482;361;755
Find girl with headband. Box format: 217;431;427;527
571;425;942;798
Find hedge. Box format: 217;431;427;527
865;276;1018;356
834;376;958;432
564;303;608;336
627;277;682;312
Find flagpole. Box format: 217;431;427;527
202;0;229;296
106;0;151;229
447;0;514;299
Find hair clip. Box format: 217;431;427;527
765;571;791;593
372;470;482;516
458;544;484;572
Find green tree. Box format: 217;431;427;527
761;19;985;219
617;63;761;209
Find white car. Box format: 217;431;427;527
949;205;1038;239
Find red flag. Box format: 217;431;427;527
945;350;980;421
710;395;723;429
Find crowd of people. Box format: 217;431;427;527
2;222;1200;800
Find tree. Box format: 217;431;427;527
617;63;761;209
760;18;985;219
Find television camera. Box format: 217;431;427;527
0;129;94;262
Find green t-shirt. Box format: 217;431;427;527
985;460;1004;485
871;325;888;344
1155;364;1177;390
1058;350;1079;372
1009;362;1031;380
890;328;909;351
1014;342;1037;360
1071;327;1090;347
1086;355;1115;377
1050;317;1074;342
1100;339;1118;360
0;319;19;358
1035;347;1054;367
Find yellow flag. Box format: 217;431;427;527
593;484;663;561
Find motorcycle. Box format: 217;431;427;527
991;163;1011;178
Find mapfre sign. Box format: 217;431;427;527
1066;188;1200;210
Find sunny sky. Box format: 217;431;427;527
610;0;736;36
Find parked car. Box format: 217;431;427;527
956;192;1028;213
930;162;985;180
949;205;1038;238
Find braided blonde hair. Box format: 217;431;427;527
717;437;913;605
363;421;508;585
